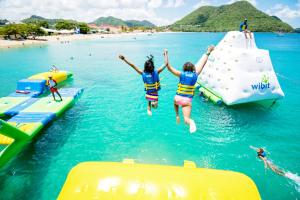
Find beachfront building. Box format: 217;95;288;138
41;27;76;35
87;23;123;34
87;24;100;33
98;24;123;34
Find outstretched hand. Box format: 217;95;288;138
207;45;215;54
163;49;169;66
119;55;125;60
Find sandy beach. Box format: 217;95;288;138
0;32;153;49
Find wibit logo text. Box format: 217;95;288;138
251;75;270;90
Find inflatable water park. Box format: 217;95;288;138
58;159;261;199
1;31;287;199
0;70;83;168
197;31;284;105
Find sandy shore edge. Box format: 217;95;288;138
0;32;157;49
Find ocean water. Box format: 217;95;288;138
0;32;299;200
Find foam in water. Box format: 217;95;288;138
285;172;300;192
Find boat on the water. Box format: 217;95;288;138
0;70;82;168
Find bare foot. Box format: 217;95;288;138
147;109;152;116
189;119;197;133
176;116;180;124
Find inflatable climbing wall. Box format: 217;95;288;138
197;31;284;106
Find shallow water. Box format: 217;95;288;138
0;32;299;199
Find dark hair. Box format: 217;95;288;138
183;62;195;72
144;55;155;73
259;148;264;153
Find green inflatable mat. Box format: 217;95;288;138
21;97;74;116
0;97;30;117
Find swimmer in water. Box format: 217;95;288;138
250;146;285;176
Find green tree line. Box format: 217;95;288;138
0;24;45;39
0;20;90;39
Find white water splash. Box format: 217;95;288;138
285;172;300;192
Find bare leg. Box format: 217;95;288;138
248;31;252;39
182;105;197;133
243;30;248;39
56;91;63;101
151;101;158;109
267;162;285;176
51;92;56;101
174;102;180;124
182;105;191;125
147;101;152;116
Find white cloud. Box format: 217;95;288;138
165;0;185;8
148;0;162;8
227;0;257;6
266;2;300;20
0;0;172;25
193;0;212;9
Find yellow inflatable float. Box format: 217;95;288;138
28;70;72;83
58;159;261;200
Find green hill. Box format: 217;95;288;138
22;15;60;26
125;20;156;28
170;1;294;32
22;15;79;28
92;16;156;28
92;16;127;26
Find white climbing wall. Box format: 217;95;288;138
197;31;284;105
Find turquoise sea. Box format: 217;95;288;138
0;32;299;199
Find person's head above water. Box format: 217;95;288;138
144;55;155;73
183;62;195;72
257;148;266;157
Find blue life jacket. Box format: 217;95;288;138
176;71;198;98
240;22;248;31
257;151;266;158
142;70;160;93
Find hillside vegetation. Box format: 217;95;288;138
170;1;294;32
92;16;156;28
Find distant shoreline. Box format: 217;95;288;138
0;32;156;49
1;31;298;49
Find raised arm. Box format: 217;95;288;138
157;64;167;74
164;49;181;77
195;45;215;75
119;55;142;75
250;145;259;151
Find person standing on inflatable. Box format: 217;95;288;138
119;54;166;116
163;46;214;133
47;75;63;101
240;18;252;39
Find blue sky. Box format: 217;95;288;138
0;0;299;27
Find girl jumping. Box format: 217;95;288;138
164;46;214;133
119;54;166;116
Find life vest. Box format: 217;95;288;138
257;151;266;158
240;22;248;31
47;79;57;88
142;70;160;93
176;71;198;98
